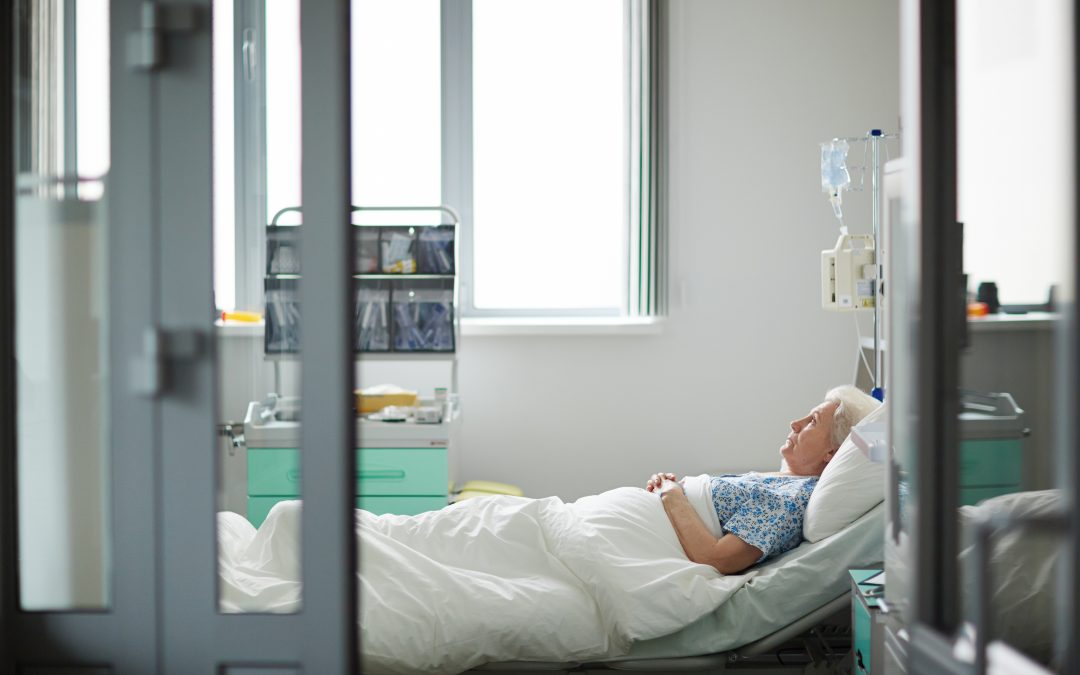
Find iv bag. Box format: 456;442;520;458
820;139;851;193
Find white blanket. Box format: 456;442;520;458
218;485;753;674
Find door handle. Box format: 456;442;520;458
285;468;407;483
130;327;204;397
358;469;406;481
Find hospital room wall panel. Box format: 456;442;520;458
215;0;901;502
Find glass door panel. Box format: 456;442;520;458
14;0;110;611
954;0;1072;663
215;0;305;613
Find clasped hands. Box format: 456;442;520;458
645;472;684;496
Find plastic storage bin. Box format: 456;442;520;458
264;278;301;354
266;226;301;275
380;227;418;274
417;225;455;274
356;228;380;274
391;280;454;352
355;281;391;352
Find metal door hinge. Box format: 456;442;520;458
128;2;202;71
130;327;204;397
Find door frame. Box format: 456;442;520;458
0;0;358;670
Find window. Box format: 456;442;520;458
470;0;625;313
219;0;664;320
957;0;1069;306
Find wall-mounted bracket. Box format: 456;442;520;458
127;2;201;71
130;327;204;397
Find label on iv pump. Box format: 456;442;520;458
856;280;874;299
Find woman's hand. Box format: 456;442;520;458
646;472;679;493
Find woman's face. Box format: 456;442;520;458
780;400;840;476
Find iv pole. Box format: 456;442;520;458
826;129;897;401
870;129;884;400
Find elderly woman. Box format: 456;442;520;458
645;385;879;575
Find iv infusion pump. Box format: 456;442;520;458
822;233;876;311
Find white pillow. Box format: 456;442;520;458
803;402;888;542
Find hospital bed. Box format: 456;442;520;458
472;503;884;673
219;481;885;673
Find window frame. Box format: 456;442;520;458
231;0;267;312
228;0;665;321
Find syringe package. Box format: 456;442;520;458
392;285;454;352
264;279;301;354
417;226;455;274
380;227;418;274
355;282;390;352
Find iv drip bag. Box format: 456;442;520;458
820;140;851;223
821;139;851;192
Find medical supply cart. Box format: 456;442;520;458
265;205;460;362
248;205;461;526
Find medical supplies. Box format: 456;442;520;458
417;225;455;274
266;227;301;274
381;227;418;274
355;283;390;351
264;279;455;355
268;220;456;277
392;284;455;352
264;279;301;354
414;405;444;424
821;139;852;227
356;228;380;273
821;233;876;310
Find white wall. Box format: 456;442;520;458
218;0;901;503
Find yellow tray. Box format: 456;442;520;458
355;391;417;414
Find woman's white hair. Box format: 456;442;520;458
824;385;881;450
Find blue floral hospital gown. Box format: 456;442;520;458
709;473;818;563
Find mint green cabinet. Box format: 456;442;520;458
247;447;448;527
851;569;884;674
959;439;1023;506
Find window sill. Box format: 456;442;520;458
461;316;665;337
214;316;667;338
215;319;265;337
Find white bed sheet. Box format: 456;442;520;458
218;481;883;673
618;502;885;660
219;486;757;674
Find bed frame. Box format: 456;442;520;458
471;593;853;673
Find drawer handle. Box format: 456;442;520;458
285;468;407;482
358;468;406;481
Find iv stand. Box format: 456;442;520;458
870;130;884;400
830;129;898;400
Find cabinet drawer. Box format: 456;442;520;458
248;447;447;497
960;439;1022;487
247;495;448;528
